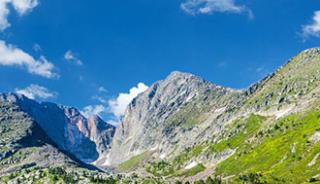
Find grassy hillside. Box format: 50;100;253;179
216;108;320;183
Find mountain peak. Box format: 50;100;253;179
167;71;194;78
166;71;207;82
301;47;320;54
162;71;220;90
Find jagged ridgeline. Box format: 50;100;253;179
1;48;320;183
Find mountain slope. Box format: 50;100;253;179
210;48;320;183
245;48;320;113
0;93;115;164
0;100;79;176
107;48;320;183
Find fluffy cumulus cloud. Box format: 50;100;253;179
64;50;83;66
0;0;38;31
15;84;57;100
0;40;57;78
181;0;252;17
81;105;105;118
302;10;320;38
108;83;148;119
81;83;148;125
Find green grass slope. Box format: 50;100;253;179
216;109;320;183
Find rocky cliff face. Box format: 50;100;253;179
108;71;244;166
0;100;79;175
0;93;115;164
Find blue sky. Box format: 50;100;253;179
0;0;319;125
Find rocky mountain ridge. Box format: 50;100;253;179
0;93;115;164
0;100;81;176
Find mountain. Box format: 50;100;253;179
0;93;115;164
108;71;244;167
0;99;137;184
0;94;121;183
2;48;320;183
106;48;320;183
0;99;80;175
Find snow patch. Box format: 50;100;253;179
184;161;198;170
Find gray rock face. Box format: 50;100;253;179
108;71;243;165
0;101;79;175
0;93;115;164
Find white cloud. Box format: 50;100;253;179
82;83;148;125
11;0;39;14
0;40;57;78
181;0;252;17
81;105;105;118
0;0;38;31
64;50;83;66
302;10;320;38
15;84;57;100
108;82;148;119
0;1;10;31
